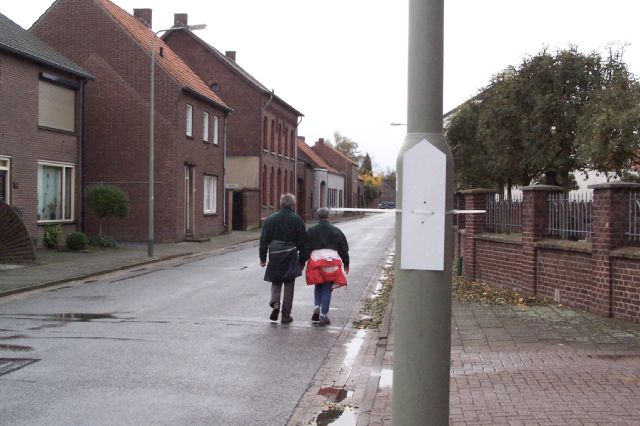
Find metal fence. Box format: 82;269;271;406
548;192;592;241
485;194;522;233
628;192;640;241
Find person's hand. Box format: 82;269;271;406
260;261;266;267
344;267;349;274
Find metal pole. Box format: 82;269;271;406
148;35;156;257
393;0;452;424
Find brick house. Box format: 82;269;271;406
163;14;303;230
31;0;232;242
311;138;362;209
296;137;345;220
0;12;94;245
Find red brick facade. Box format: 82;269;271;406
456;183;640;323
311;139;360;208
31;0;230;242
0;18;91;246
163;21;302;229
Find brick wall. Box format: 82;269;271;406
32;0;226;242
164;29;300;229
461;183;640;323
0;51;85;246
475;237;523;290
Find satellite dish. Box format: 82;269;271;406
209;82;221;92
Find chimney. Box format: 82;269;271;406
225;51;236;61
316;138;325;145
174;13;188;27
133;8;152;29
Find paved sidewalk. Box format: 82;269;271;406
290;293;640;425
0;230;261;296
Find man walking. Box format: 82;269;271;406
300;207;350;326
259;193;306;324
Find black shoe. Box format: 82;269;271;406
270;302;280;322
319;316;330;326
281;314;293;324
311;307;320;322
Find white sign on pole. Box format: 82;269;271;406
401;139;446;270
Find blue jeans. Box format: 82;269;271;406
314;282;333;316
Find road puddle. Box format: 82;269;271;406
378;368;393;389
315;406;357;426
343;329;366;366
0;344;32;352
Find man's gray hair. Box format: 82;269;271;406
280;193;296;208
317;207;331;220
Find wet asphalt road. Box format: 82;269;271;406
0;213;394;425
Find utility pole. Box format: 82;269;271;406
393;0;453;424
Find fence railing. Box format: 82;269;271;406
548;192;592;240
628;192;640;241
485;194;522;233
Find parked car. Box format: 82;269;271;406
378;201;396;209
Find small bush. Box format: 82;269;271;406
66;232;89;250
89;235;117;248
86;184;129;236
43;224;62;249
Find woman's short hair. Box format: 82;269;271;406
280;193;296;208
316;207;331;220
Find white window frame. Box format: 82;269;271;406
37;160;75;223
186;104;193;137
213;115;219;145
203;111;209;142
203;175;217;214
0;156;11;205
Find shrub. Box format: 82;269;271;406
66;232;89;250
86;184;129;236
43;224;62;249
89;235;117;248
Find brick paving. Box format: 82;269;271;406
293;297;640;425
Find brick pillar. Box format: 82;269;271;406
521;185;563;296
590;182;640;317
461;189;495;279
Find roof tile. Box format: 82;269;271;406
97;0;229;110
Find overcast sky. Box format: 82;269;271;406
3;0;639;171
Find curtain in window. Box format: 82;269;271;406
38;165;62;220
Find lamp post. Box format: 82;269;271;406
148;24;206;257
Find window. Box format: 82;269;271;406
339;190;343;207
37;162;74;222
0;157;10;204
213;115;219;145
270;167;275;205
38;80;75;132
261;166;268;205
204;175;217;214
203;112;209;142
270;120;275;152
186;104;193;137
263;117;268;150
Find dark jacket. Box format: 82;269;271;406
300;220;349;268
259;207;306;263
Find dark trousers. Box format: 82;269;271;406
314;282;333;315
270;279;295;315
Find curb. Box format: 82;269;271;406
356;255;394;426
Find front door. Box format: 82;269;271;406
0;157;9;204
185;165;195;236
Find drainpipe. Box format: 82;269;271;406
79;79;87;234
223;111;229;232
294;115;303;209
